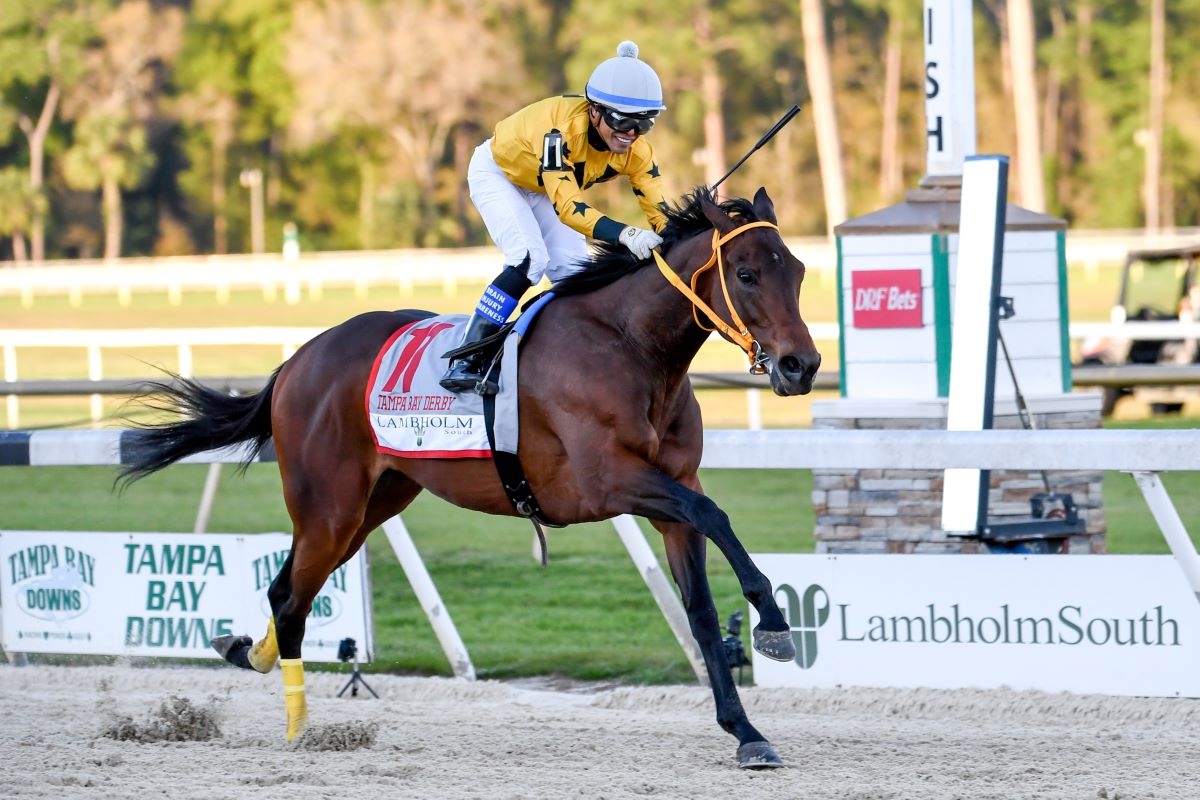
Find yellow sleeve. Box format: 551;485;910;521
541;156;617;241
626;140;669;233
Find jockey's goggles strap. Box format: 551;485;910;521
652;220;779;370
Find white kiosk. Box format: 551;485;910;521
810;0;1105;555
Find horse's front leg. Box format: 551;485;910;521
629;470;795;663
652;518;784;769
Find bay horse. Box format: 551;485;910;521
119;186;821;769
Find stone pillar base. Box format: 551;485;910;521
810;394;1106;554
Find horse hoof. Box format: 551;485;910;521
738;741;785;769
212;634;254;669
753;627;795;662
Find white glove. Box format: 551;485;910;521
619;226;663;260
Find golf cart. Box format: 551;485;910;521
1077;244;1200;415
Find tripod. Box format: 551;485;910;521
336;638;378;699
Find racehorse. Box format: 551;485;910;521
119;186;821;769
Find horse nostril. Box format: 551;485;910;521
779;352;820;380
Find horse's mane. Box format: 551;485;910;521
550;186;760;297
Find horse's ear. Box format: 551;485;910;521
752;187;778;225
701;195;738;235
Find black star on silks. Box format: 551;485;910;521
558;175;571;181
572;201;590;217
647;163;661;178
599;165;620;183
552;202;559;215
632;188;645;197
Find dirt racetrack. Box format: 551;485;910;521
1;662;1197;799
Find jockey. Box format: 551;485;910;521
440;40;669;392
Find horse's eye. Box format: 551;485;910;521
736;269;756;286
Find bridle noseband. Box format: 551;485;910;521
652;220;778;374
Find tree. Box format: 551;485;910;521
173;0;294;254
0;167;47;262
1007;0;1046;211
878;0;905;203
800;0;848;235
59;1;183;259
0;0;96;260
1144;0;1165;230
286;0;524;247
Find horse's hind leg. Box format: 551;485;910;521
274;470;422;741
653;519;784;769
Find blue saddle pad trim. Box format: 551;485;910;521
515;292;555;337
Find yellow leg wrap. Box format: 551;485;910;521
280;658;308;742
248;617;279;673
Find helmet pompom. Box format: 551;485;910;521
617;40;639;59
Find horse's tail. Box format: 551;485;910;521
118;366;281;487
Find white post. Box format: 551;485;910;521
193;463;223;534
610;514;708;685
923;0;977;181
381;516;476;680
941;156;1009;533
178;344;193;378
3;344;17;429
0;611;28;666
87;345;103;425
1131;471;1200;604
746;388;763;431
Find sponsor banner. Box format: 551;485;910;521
749;554;1200;697
851;269;923;328
0;531;371;662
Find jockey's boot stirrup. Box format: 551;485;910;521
440;313;502;393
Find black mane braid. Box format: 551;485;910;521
550;187;760;297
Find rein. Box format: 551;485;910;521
652;220;778;374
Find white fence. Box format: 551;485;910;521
3;228;1198;307
0;247;509;307
9;320;1200;428
2;325;846;429
4;427;1199;678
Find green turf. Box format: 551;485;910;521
0;464;813;682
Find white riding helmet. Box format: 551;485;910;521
585;41;666;114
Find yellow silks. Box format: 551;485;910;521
280;657;308;742
248;616;279;673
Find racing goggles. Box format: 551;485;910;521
598;106;658;135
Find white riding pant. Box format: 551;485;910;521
468;138;589;284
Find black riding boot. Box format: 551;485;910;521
439;313;503;393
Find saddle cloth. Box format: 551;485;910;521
365;296;552;458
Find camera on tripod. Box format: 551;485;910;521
335;636;378;699
722;611;751;684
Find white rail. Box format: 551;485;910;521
3;319;1186;429
3;228;1197;305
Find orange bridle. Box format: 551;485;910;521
652;220;778;374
